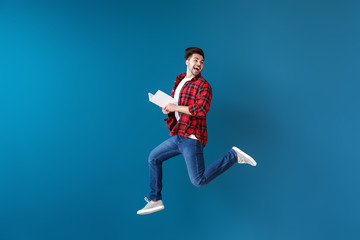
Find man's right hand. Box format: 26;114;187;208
162;106;170;114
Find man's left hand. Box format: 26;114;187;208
163;103;178;113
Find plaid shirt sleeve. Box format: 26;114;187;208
188;83;212;118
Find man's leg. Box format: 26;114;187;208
148;136;181;201
137;136;181;215
180;136;237;187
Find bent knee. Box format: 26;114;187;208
148;152;157;165
191;178;206;187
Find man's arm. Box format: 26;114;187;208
163;83;212;117
162;104;191;115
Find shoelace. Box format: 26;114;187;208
144;197;150;203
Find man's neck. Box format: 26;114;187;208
185;73;194;78
186;71;200;79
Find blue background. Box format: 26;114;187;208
1;0;359;239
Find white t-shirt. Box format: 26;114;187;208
174;77;197;140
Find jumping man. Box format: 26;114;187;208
137;47;257;215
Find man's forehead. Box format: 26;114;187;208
191;54;204;61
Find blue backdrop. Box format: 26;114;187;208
1;0;359;239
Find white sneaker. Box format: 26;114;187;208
232;146;257;166
137;197;165;215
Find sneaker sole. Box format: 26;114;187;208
137;205;164;215
232;146;257;166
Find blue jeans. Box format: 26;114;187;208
148;135;238;201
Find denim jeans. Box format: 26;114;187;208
148;135;238;201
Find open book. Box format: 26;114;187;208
148;90;177;108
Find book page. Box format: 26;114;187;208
148;90;177;108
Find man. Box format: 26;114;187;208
137;47;257;215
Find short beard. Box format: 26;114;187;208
192;68;200;76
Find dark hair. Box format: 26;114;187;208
184;47;205;60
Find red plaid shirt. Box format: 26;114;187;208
164;73;212;146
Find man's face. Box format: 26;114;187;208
186;53;204;76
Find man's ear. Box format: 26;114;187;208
185;59;189;66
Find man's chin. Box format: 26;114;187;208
193;70;201;76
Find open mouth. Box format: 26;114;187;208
194;66;200;71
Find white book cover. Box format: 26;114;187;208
148;90;177;108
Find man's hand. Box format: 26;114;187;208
162;107;171;114
162;103;177;114
162;103;192;116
